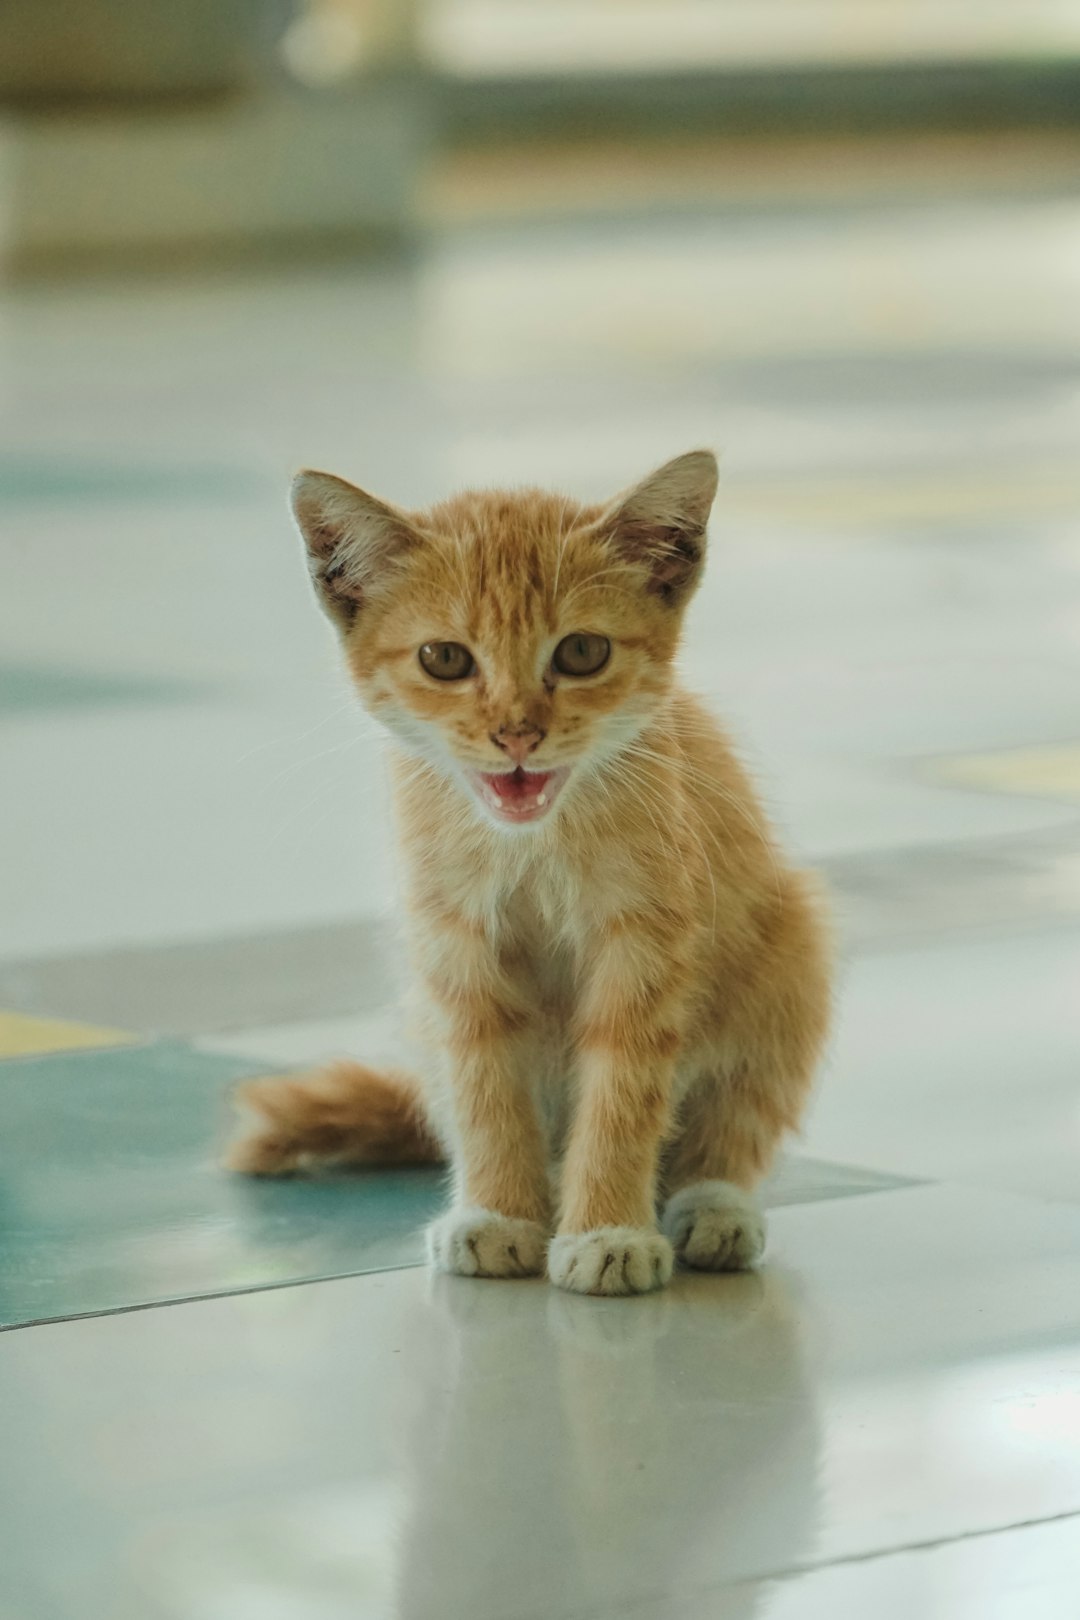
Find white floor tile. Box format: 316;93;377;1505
2;1183;1080;1617
0;701;399;957
647;1516;1080;1619
807;926;1080;1204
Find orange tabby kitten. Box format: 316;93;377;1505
231;450;831;1296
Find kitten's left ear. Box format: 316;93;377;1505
598;449;719;602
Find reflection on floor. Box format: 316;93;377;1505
2;153;1080;1616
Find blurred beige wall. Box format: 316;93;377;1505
3;0;1080;277
0;0;429;273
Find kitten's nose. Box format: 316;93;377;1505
491;724;545;766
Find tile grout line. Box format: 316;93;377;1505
761;1503;1080;1590
0;1257;427;1335
605;1504;1080;1620
0;1178;925;1335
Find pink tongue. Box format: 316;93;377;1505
485;767;551;804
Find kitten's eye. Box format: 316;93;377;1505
419;641;475;681
552;632;611;677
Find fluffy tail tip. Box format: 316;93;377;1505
226;1061;441;1176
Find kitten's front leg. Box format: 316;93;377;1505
549;915;686;1297
423;922;551;1280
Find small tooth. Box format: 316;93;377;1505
493;796;503;808
536;792;547;807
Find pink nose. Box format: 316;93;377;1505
491;725;545;765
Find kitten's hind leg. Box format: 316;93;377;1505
227;1061;443;1175
658;1070;781;1273
663;868;831;1271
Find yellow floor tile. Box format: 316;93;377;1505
0;1010;136;1058
930;743;1080;804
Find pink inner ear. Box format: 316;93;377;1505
617;518;703;597
300;503;370;606
308;519;345;561
321;561;365;605
649;540;701;595
306;517;367;606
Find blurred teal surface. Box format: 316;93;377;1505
0;1042;446;1329
0;454;257;505
0;661;206;714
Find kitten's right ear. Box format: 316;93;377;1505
290;470;421;630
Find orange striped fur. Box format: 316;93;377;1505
230;451;832;1295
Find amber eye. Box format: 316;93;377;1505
552;632;610;677
419;641;475;681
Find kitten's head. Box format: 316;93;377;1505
290;450;718;829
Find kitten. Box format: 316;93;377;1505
230;450;831;1296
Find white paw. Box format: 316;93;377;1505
427;1208;547;1279
547;1227;673;1297
662;1180;766;1271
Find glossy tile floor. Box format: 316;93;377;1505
2;140;1080;1615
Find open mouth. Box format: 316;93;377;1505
470;765;570;824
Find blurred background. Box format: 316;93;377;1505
2;1;1080;1193
4;10;1080;1615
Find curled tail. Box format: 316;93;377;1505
228;1061;443;1176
